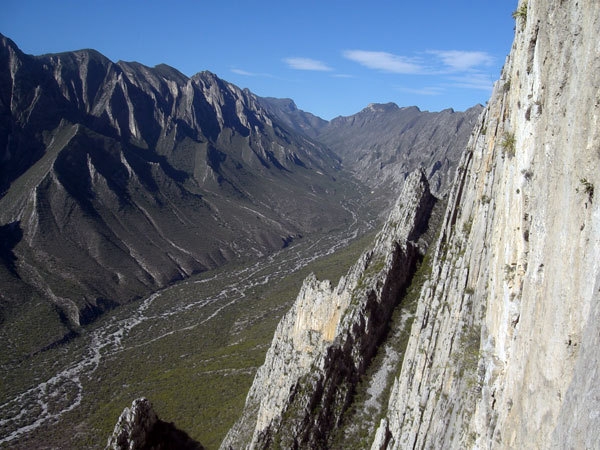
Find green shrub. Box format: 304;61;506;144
512;2;528;20
579;178;594;202
462;216;473;236
501;132;516;157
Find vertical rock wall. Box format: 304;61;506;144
221;170;437;449
372;0;600;448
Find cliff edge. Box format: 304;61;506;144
221;170;439;449
372;0;600;448
223;0;600;448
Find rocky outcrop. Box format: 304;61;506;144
371;0;600;448
106;398;203;450
221;169;439;449
107;398;159;450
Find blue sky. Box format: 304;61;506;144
2;1;517;120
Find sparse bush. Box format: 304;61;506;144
504;263;517;282
579;178;594;202
462;217;473;236
453;322;481;382
521;169;534;180
501;132;516;157
512;2;528;20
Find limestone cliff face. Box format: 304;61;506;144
222;1;600;449
221;170;437;449
371;0;600;448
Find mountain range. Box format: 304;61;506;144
4;0;600;448
217;0;600;449
0;32;479;361
260;98;482;197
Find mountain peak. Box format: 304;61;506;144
364;102;401;113
264;97;299;112
0;33;21;53
0;35;353;351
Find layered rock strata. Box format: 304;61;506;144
223;0;600;448
221;169;438;449
371;0;600;448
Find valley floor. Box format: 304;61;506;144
0;196;379;449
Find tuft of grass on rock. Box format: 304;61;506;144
501;132;516;157
512;2;528;21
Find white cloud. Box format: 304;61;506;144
343;49;495;77
230;68;274;78
343;50;423;74
428;50;494;72
283;57;333;71
231;68;257;76
396;86;445;96
447;73;495;91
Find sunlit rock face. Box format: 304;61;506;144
107;398;159;450
222;1;600;449
372;0;600;448
106;398;204;450
221;170;438;449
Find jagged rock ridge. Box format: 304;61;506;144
223;0;600;449
106;398;204;450
221;170;440;449
0;34;359;355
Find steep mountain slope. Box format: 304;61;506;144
373;0;600;448
221;170;440;449
318;103;482;195
255;97;327;139
220;0;600;448
259;98;482;198
0;34;358;356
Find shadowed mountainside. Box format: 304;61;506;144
0;34;360;356
260;98;482;197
